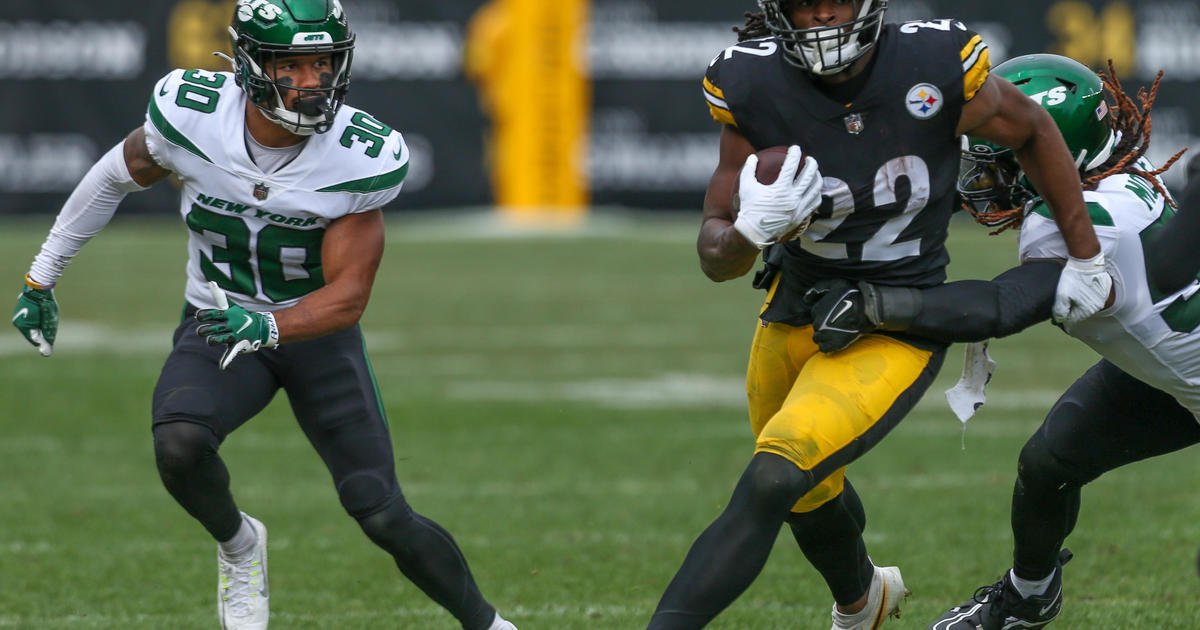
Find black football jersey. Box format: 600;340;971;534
703;20;991;320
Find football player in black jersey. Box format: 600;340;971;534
800;58;1197;630
644;2;1112;629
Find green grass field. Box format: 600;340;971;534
1;212;1196;629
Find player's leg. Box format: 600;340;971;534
786;478;870;607
280;325;507;630
767;334;940;629
928;360;1200;630
1011;359;1200;579
647;451;815;630
151;313;280;629
647;323;943;630
151;315;279;539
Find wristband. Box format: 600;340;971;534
24;273;54;291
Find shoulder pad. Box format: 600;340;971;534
146;69;239;164
703;38;782;127
312;106;410;195
895;20;990;101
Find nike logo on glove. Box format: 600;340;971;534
236;315;253;334
830;299;854;323
12;307;29;323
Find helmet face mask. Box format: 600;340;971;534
226;0;355;135
957;140;1034;228
757;0;888;75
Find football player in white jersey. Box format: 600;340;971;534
9;2;517;630
800;54;1196;630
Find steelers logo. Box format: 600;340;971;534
905;83;943;120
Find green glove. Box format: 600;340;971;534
195;282;279;370
12;282;58;357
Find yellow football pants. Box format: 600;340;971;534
746;317;939;513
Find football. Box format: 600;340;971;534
733;146;792;206
731;145;811;241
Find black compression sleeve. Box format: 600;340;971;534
1145;155;1200;296
904;261;1062;342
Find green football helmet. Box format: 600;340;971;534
224;0;355;135
958;53;1116;226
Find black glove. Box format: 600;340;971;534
802;279;874;353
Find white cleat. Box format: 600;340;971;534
218;513;269;630
830;565;911;630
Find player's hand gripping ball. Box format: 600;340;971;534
731;146;820;247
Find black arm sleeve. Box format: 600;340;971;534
903;261;1063;343
1145;155;1200;296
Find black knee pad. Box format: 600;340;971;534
355;494;417;547
1018;431;1097;490
153;421;220;475
337;471;401;519
742;453;812;512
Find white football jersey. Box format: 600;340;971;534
142;69;410;312
1017;165;1200;417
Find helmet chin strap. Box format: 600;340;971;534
267;106;326;136
801;21;865;76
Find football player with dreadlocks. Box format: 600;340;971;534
647;2;1111;629
9;2;517;629
800;54;1196;630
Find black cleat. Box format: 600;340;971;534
926;549;1073;630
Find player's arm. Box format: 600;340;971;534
124;126;173;187
804;261;1062;352
958;76;1098;260
271;208;385;343
959;75;1110;325
1144;155;1200;296
697;124;759;281
11;127;169;356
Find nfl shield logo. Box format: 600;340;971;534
253;183;269;201
844;113;864;135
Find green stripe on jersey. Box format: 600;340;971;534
1030;201;1114;227
147;97;212;163
317;162;408;193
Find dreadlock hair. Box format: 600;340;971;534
734;11;770;42
1083;60;1187;205
969;59;1187;235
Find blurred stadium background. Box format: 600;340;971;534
1;1;1198;629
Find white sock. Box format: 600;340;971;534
218;515;257;559
487;612;516;630
1009;569;1054;599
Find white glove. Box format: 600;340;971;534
1052;252;1113;326
733;146;823;249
